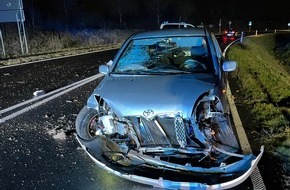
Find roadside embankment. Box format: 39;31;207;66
0;28;133;66
226;32;290;189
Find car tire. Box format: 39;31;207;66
75;106;99;140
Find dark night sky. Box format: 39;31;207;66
21;0;289;31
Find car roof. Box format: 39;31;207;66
132;28;207;39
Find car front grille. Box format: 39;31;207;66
128;115;187;147
174;115;187;148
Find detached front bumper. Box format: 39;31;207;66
76;135;264;190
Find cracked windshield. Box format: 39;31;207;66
113;36;214;74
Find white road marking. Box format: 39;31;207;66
0;73;103;123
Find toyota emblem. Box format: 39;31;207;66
143;109;154;118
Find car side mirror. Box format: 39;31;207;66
222;60;237;72
106;60;113;66
99;65;109;74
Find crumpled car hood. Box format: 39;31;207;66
94;74;216;118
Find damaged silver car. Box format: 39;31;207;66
75;27;264;189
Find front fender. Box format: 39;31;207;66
86;94;99;109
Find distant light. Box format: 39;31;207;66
288;23;290;27
249;21;252;26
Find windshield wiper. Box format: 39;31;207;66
112;69;211;75
139;69;191;75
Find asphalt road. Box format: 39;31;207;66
0;49;156;190
0;50;116;110
0;81;158;190
0;41;284;190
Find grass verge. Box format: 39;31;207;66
0;28;137;66
226;32;290;174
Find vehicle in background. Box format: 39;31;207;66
160;21;195;29
224;28;238;38
222;28;238;44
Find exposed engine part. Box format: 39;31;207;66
92;94;239;167
193;94;239;149
99;115;128;135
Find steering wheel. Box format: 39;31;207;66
180;59;206;70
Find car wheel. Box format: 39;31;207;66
75;106;100;140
